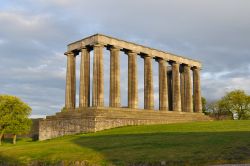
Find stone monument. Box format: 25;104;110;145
39;34;210;140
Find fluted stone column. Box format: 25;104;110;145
92;44;104;107
193;67;202;113
79;47;90;108
158;58;168;111
144;56;154;110
172;62;181;112
167;69;173;111
184;65;193;112
180;66;185;112
109;46;120;107
65;52;76;110
127;51;138;109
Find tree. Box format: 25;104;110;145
219;90;250;120
202;97;208;114
0;95;32;145
61;106;66;112
207;101;232;120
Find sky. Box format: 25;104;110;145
0;0;250;117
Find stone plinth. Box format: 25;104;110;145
39;108;211;141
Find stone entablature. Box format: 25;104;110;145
67;34;202;68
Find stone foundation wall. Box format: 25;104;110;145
39;107;211;140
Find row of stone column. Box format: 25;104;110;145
65;44;202;113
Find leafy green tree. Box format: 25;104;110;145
207;101;231;120
0;95;32;145
219;90;250;120
207;90;250;120
61;106;66;112
202;97;207;114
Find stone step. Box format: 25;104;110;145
39;108;211;140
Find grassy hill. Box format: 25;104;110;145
1;120;250;165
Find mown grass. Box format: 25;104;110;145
1;120;250;165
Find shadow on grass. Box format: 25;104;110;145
72;131;250;165
0;155;23;166
1;137;34;145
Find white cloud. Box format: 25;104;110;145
202;72;250;101
29;114;46;119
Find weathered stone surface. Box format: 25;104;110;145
144;56;154;110
127;51;138;109
67;34;202;68
180;66;185;112
193;67;202;113
158;58;168;111
167;69;173;111
184;65;193;112
65;52;76;109
92;44;104;107
79;47;90;108
39;108;211;140
171;62;181;112
109;46;120;107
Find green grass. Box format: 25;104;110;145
1;120;250;165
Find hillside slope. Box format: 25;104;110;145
1;120;250;165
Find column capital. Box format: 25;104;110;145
155;57;165;62
93;43;105;48
64;51;77;56
108;45;122;51
125;50;139;55
169;60;181;65
182;63;192;67
79;46;91;51
142;54;153;59
191;66;201;70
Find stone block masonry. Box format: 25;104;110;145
39;108;211;140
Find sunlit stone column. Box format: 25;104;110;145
127;51;138;109
158;58;168;111
65;52;76;110
144;56;154;110
184;65;193;112
171;62;181;112
193;67;202;113
109;46;121;107
92;44;104;107
79;47;90;108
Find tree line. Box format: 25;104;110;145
203;90;250;120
